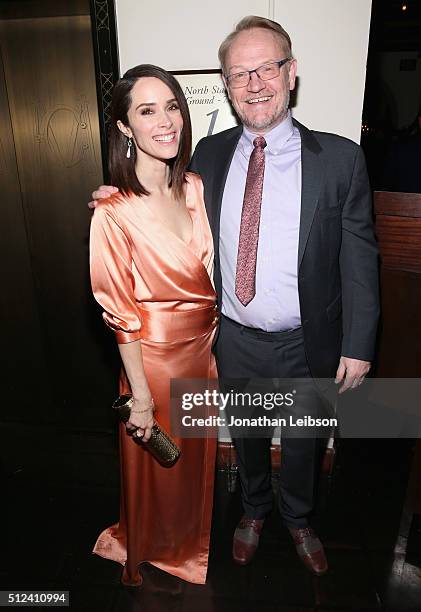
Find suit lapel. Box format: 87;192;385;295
294;119;324;269
210;127;242;258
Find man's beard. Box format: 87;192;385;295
237;90;290;132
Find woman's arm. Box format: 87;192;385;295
90;203;153;440
118;340;154;441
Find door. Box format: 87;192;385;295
0;2;118;428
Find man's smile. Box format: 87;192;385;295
245;95;273;104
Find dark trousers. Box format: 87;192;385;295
215;315;328;528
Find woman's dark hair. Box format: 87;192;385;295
108;64;192;199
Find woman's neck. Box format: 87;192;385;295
135;150;171;195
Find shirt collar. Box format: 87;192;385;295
238;111;295;157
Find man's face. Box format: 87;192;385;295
223;28;297;134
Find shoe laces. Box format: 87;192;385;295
290;527;315;543
239;517;264;532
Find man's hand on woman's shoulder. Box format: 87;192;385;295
88;185;119;209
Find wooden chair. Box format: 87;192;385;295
374;191;421;377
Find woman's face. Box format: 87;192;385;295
118;76;183;161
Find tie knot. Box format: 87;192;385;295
253;136;267;149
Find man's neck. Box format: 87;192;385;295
242;111;294;146
243;110;290;137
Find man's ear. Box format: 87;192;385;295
117;120;132;138
288;58;297;92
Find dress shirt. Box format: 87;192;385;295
219;111;302;331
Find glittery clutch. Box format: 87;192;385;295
112;394;181;466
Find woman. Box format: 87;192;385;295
89;64;217;586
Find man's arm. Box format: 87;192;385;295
336;146;380;392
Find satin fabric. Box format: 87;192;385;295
89;172;217;586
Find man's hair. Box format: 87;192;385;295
218;15;292;75
108;64;191;199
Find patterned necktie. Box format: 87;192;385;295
235;136;267;306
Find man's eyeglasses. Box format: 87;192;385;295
225;58;292;89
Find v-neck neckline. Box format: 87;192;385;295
140;175;195;248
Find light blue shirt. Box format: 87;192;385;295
219;111;302;331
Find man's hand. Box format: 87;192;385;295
335;356;371;394
88;185;119;209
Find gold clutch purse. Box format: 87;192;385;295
112;394;181;466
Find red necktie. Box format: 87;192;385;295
235;136;267;306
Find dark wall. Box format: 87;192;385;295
361;0;421;191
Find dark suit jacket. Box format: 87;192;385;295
189;118;380;378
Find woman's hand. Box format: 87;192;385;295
126;394;155;442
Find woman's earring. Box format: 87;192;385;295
126;137;133;159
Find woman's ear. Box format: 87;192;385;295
117;120;132;138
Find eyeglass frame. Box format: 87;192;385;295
224;57;293;89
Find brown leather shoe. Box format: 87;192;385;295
232;516;264;565
288;527;328;576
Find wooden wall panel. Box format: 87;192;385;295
0;11;119;427
0;47;49;419
374;192;421;377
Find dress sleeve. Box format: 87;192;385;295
89;203;141;344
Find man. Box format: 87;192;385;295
91;16;379;576
189;15;378;575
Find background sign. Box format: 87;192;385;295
173;70;239;150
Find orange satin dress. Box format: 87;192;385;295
89;172;217;586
